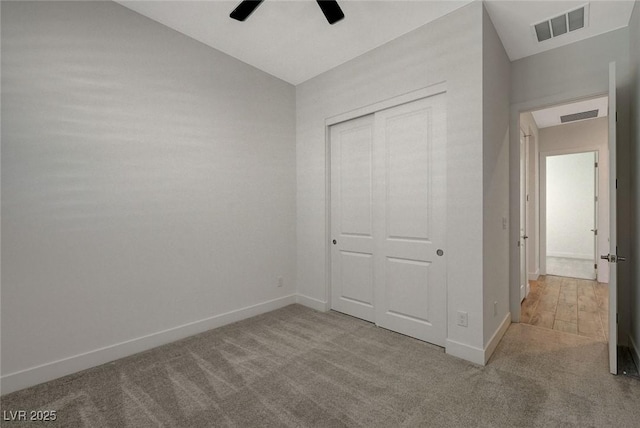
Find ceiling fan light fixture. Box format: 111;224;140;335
316;0;345;25
229;0;344;25
230;0;264;22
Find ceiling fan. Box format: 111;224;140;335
230;0;345;25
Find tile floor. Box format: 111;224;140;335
521;275;608;341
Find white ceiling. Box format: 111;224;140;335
531;96;608;128
116;0;638;85
118;0;474;84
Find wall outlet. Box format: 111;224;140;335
277;276;283;288
494;301;498;317
457;311;468;327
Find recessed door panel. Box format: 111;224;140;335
386;110;431;240
340;251;374;306
340;126;373;236
386;257;431;323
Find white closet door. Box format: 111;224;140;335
373;94;447;346
330;114;376;322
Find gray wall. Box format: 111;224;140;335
630;0;640;359
296;2;489;356
1;1;296;390
509;27;632;345
482;5;511;344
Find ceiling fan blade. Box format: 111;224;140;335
316;0;344;25
230;0;264;22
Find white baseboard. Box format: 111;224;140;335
528;269;540;281
629;333;640;370
445;312;511;366
445;339;484;365
1;294;297;395
547;252;592;260
296;294;330;312
484;312;511;364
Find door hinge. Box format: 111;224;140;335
594;263;598;269
595;162;598;167
617;313;619;324
595;196;598;202
616;179;618;189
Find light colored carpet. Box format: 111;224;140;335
2;304;639;427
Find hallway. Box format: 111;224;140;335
521;275;608;341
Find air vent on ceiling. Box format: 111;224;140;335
533;4;588;43
560;109;599;123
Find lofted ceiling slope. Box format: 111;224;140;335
116;0;637;85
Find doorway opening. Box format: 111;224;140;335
545;150;598;280
518;95;610;343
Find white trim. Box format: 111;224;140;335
446;313;511;366
629;334;640;372
296;294;330;312
325;82;446;127
0;295;296;395
528;269;540;281
547;252;593;260
540;147;600;281
324;105;333;310
540;146;602;157
519;127;529;301
445;339;484;366
484;312;512;364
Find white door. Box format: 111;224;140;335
330;94;447;346
604;61;620;375
373;95;447;346
330;114;376;322
520;130;529;301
